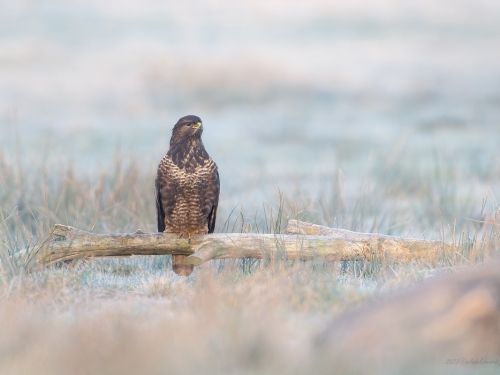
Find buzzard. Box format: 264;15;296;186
155;115;220;276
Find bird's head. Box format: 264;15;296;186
170;115;203;144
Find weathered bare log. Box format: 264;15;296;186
30;221;454;267
317;259;500;371
32;224;367;266
286;219;453;262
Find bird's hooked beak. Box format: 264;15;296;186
192;122;202;129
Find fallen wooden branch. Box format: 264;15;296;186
286;220;453;261
28;221;454;268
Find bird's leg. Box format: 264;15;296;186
188;232;191;244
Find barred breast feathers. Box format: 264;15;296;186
156;149;219;235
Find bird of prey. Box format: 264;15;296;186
155;115;220;276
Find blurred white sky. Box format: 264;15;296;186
1;0;499;124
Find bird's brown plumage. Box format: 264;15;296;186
155;115;219;276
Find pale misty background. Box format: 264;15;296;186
1;0;500;233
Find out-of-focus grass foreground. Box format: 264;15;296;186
1;0;500;374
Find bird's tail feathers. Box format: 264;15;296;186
172;255;194;276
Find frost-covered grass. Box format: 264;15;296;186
1;140;499;374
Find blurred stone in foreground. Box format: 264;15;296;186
317;260;500;373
